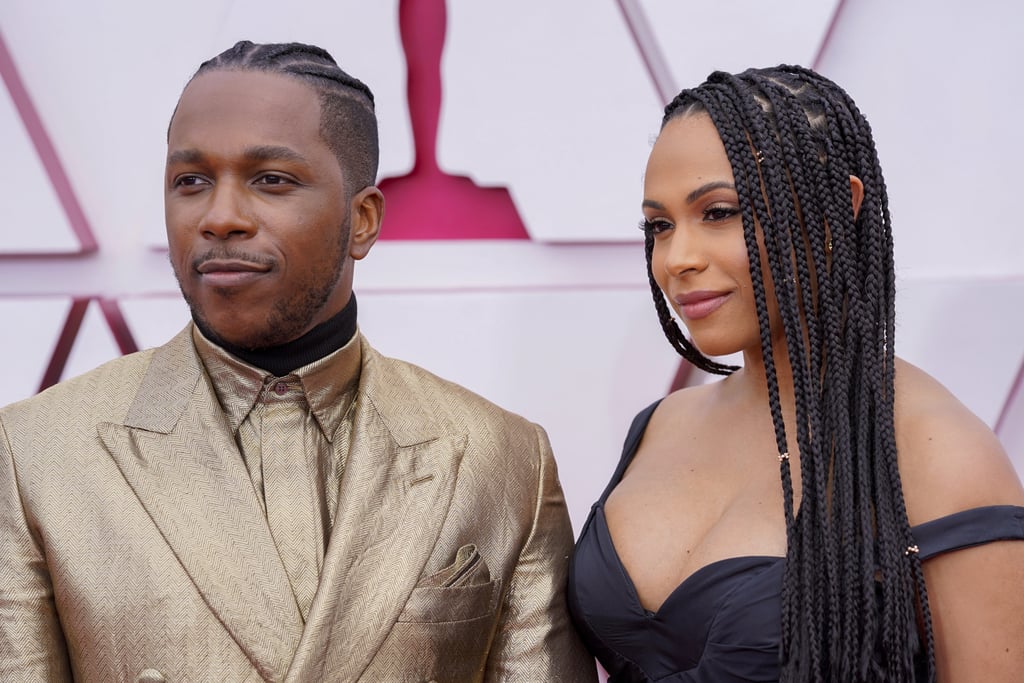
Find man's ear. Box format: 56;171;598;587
850;175;864;219
349;186;384;260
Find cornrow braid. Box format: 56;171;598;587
190;40;379;193
652;66;935;681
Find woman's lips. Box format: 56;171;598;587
673;291;731;320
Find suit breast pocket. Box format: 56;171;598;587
398;544;503;623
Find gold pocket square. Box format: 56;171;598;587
418;543;488;588
399;544;501;623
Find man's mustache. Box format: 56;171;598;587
191;249;277;271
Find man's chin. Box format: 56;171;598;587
190;311;273;351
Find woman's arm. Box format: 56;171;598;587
895;359;1024;681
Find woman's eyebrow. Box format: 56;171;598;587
685;180;735;204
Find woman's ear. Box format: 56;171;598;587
849;175;864;219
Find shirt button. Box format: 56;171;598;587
273;382;288;395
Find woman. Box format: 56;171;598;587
567;66;1024;682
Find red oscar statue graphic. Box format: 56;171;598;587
378;0;529;240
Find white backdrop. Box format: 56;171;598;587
1;0;1022;533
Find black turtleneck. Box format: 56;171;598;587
194;295;358;377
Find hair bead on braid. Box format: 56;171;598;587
647;66;935;682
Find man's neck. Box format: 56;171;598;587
195;295;358;377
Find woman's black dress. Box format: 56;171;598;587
568;401;1024;682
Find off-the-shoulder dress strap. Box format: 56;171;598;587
596;399;663;504
912;505;1024;561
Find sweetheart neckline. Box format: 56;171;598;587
594;502;1024;618
594;505;784;618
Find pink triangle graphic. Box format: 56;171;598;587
0;29;96;255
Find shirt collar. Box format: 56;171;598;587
193;324;362;441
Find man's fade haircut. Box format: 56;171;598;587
192;40;379;194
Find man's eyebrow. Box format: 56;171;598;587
166;149;204;166
243;145;309;165
165;145;310;166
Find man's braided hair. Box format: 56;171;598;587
185;40;379;194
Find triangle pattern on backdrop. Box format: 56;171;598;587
0;31;94;255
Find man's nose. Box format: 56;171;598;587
198;184;256;240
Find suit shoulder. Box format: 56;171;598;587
1;348;157;427
370;350;534;426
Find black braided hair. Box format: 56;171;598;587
648;66;934;681
184;40;379;193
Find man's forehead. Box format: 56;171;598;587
176;70;317;116
169;69;322;141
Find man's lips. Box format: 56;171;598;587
673;290;731;320
196;258;272;274
195;258;273;286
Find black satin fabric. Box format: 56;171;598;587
568;400;1024;682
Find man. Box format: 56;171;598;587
0;41;595;682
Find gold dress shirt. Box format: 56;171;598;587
193;327;361;620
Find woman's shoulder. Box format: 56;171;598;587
894;357;1024;525
642;381;721;434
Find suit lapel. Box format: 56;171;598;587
287;340;466;683
98;327;302;682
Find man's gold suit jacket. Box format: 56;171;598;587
0;326;595;682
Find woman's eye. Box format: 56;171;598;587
703;206;739;222
640;219;673;235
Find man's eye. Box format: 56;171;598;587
255;174;290;185
174;174;207;187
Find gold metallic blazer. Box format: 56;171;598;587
0;326;596;682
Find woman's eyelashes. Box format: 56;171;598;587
639;205;739;235
639;218;673;235
702;205;740;222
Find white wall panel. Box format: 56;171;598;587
641;0;840;92
816;0;1024;279
0;297;71;405
440;0;660;241
998;366;1024;466
0;73;78;252
119;295;191;351
896;279;1024;427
